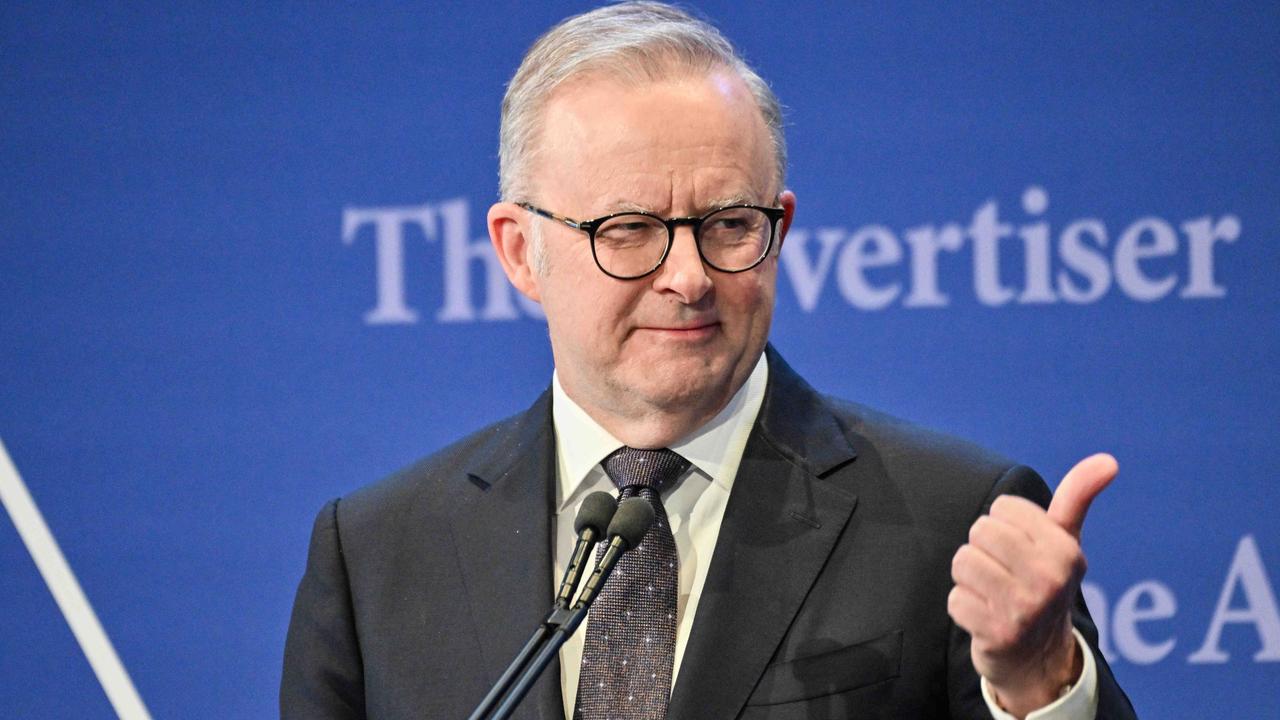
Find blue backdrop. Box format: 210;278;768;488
3;2;1278;717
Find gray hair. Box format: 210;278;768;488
498;1;787;202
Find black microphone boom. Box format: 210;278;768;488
472;495;655;720
468;492;617;720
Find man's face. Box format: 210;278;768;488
501;70;792;436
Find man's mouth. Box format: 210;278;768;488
637;321;720;339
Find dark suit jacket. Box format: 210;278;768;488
282;347;1136;719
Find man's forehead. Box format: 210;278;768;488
533;71;775;211
569;169;771;217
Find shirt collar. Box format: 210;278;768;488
552;352;769;512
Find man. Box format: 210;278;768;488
282;3;1137;718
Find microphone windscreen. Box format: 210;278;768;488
574;491;617;536
609;496;655;549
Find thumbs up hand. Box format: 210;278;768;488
947;454;1118;718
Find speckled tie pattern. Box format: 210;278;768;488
574;447;688;720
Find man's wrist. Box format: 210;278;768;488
991;639;1080;716
981;627;1099;720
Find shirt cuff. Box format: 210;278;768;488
980;627;1099;720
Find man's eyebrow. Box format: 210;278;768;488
600;199;654;214
596;193;764;216
701;193;758;210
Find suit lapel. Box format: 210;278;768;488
668;349;860;719
450;391;564;720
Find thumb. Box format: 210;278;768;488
1047;453;1118;539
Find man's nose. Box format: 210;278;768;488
652;227;713;303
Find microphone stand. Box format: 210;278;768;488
465;605;577;720
486;533;630;719
467;510;605;720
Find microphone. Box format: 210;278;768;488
479;496;655;720
570;496;653;610
555;491;617;609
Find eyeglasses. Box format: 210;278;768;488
518;202;786;280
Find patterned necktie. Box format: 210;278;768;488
574;447;689;720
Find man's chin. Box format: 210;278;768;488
623;366;736;415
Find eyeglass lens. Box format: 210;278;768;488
593;207;772;277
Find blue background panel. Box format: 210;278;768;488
3;2;1278;717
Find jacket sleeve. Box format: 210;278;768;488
947;464;1138;719
281;498;368;719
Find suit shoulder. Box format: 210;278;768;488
827;396;1011;465
821;395;1036;500
338;391;552;525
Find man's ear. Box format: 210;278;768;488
488;202;542;303
776;190;797;251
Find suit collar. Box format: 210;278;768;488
668;346;860;719
755;344;859;478
451;390;564;720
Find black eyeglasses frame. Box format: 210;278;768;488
517;201;786;280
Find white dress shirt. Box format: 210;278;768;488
550;353;1096;719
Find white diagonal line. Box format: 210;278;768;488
0;438;152;720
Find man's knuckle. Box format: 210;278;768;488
969;517;993;545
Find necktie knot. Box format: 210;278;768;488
602;447;689;495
